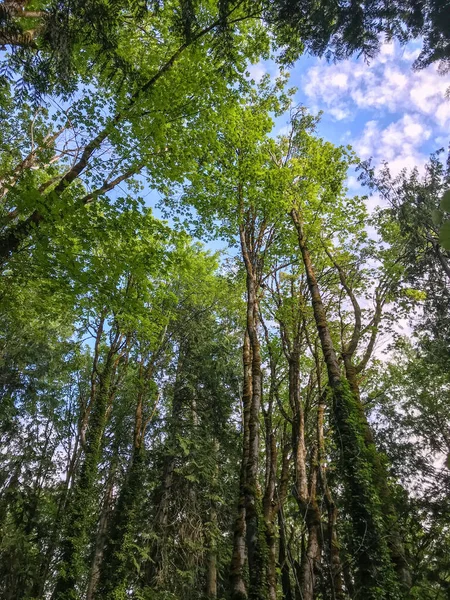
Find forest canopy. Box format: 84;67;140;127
0;1;449;600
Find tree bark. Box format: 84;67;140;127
206;548;218;599
145;343;188;588
95;351;157;598
206;439;220;599
52;357;115;600
288;352;322;600
328;246;411;590
263;424;277;600
279;510;294;600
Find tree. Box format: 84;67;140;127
369;341;450;599
363;151;450;371
0;0;270;263
267;110;407;598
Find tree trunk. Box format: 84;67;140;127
206;440;220;599
317;396;346;600
263;426;277;600
34;414;84;598
288;349;322;600
343;358;411;590
279;510;294;600
95;353;153;597
244;273;264;600
206;548;218;599
146;345;186;588
299;453;322;600
230;336;252;600
330;240;411;592
86;461;116;600
95;445;146;598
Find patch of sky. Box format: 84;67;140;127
251;37;449;209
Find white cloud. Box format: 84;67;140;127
247;62;267;83
300;40;449;178
435;135;448;146
346;174;361;190
275;123;292;136
378;40;395;62
330;72;349;88
354;114;430;176
328;106;350;120
402;47;421;62
301;41;450;129
365;192;384;215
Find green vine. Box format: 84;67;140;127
332;380;403;600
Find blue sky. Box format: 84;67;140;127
248;38;449;211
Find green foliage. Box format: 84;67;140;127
439;190;450;212
332;380;402;599
365;150;450;371
369;342;450;599
438;220;450;250
1;5;450;600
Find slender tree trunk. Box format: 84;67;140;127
206;439;220;599
329;241;410;591
326;503;346;600
35;414;83;598
206;548;218;599
289;351;322;600
244;276;264;600
147;448;175;585
262;323;289;600
343;559;355;599
279;510;294;600
230;331;251;600
235;213;267;600
95;353;153;599
343;358;411;589
317;396;345;600
146;345;186;588
299;451;322;600
86;461;116;600
95;444;146;598
263;425;277;600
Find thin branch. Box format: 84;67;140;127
80;163;144;204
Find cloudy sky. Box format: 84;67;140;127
249;39;450;205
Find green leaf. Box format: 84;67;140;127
439;190;450;212
431;209;443;226
404;288;427;301
439;220;450;250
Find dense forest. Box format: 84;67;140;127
0;1;450;599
